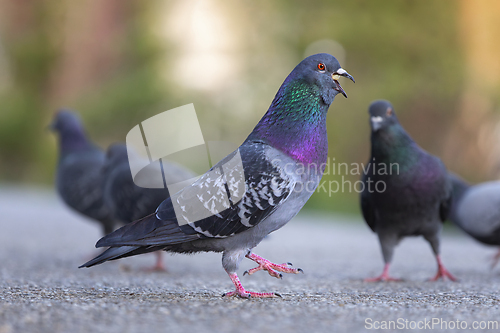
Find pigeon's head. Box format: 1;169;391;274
291;53;354;104
49;109;84;135
368;100;399;132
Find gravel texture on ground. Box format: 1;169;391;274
1;187;499;333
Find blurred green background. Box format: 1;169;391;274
0;0;499;214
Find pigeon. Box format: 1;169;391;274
448;173;500;268
103;143;196;271
360;100;456;281
50;110;116;235
80;53;354;298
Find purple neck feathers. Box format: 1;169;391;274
249;78;330;165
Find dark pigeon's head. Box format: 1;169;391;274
49;109;93;155
289;53;354;104
368;100;400;132
49;109;85;135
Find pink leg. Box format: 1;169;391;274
222;273;281;298
491;248;500;269
143;251;167;272
429;255;456;281
243;253;303;278
365;263;401;282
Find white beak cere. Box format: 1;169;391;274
371;116;384;131
336;68;348;76
334;68;355;83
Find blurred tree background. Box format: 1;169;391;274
0;0;499;214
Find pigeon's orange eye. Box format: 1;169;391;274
386;108;393;116
317;63;325;71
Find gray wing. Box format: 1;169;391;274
439;189;452;223
104;163;171;222
57;150;111;222
103;143;196;223
455;181;500;245
96;141;297;247
360;172;377;232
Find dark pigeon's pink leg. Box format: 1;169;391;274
222;273;280;298
429;255;456;281
491;248;500;269
365;263;401;282
143;251;167;272
243;253;303;278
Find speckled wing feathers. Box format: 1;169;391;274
162;141;296;238
96;141;297;248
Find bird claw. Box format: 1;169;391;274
222;289;280;299
225;273;282;299
364;275;401;282
142;265;167;273
245;253;303;279
365;264;400;282
429;268;457;282
429;256;457;282
244;265;282;279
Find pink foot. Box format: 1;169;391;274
491;249;500;269
223;289;280;298
365;263;401;282
143;251;167;273
429;255;456;281
365;275;401;282
222;273;281;298
243;253;303;279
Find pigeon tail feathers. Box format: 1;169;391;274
95;212;200;248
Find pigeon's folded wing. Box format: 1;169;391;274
59;156;109;220
96;142;297;247
439;193;452;223
361;174;377;232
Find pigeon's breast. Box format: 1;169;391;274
57;151;110;221
260;148;323;231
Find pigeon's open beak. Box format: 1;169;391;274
370;116;383;131
332;68;355;98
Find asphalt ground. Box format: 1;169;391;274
1;186;499;333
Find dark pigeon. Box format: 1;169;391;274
81;53;354;298
50;110;116;235
360;100;456;281
103;143;195;271
448;173;500;268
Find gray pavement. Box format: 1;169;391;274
0;186;499;333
